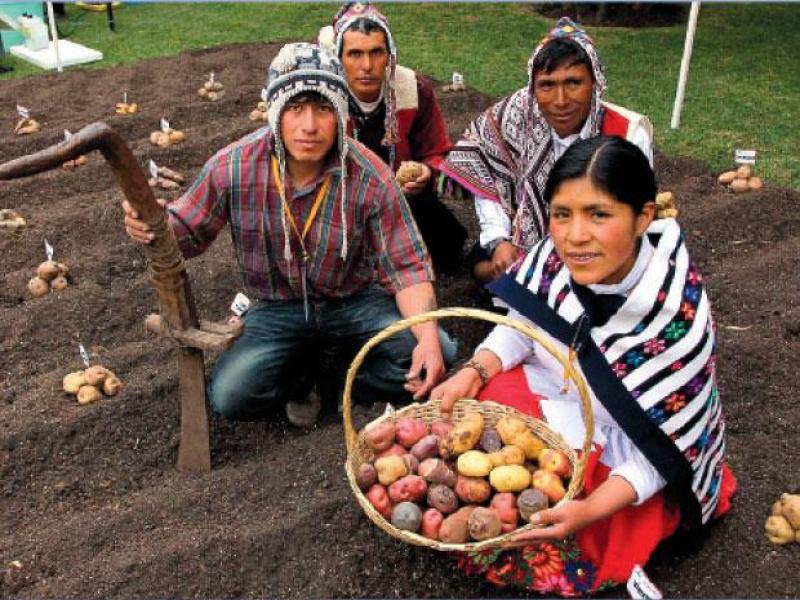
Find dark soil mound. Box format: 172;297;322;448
1;41;798;598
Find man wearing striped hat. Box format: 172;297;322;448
122;42;456;427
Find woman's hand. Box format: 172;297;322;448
502;500;596;547
429;367;482;415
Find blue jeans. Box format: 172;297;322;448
210;287;458;420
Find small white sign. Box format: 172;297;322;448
148;159;159;180
123;91;128;105
261;88;268;103
78;343;91;368
43;239;54;261
229;292;251;317
452;72;464;86
734;149;756;165
63;129;73;141
626;565;662;600
160;117;170;133
209;72;215;84
17;105;30;119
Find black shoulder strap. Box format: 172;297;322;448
488;274;702;530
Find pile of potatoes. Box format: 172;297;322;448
764;493;800;545
718;165;763;193
395;161;424;186
28;260;70;298
114;102;139;115
62;366;122;405
355;410;572;544
198;78;225;102
148;165;185;191
249;101;268;123
14;117;41;136
0;209;27;231
149;128;186;148
655;191;678;219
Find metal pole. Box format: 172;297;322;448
671;1;701;129
45;1;62;73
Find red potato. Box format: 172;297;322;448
364;421;396;452
421;508;444;539
490;492;519;532
366;484;393;519
418;458;457;487
427;483;459;515
538;448;572;478
531;469;566;504
375;443;407;459
468;507;502;541
395;417;428;448
429;419;454;440
517;488;549;523
479;427;503;453
402;453;419;474
439;506;476;543
454;475;492;504
355;463;377;491
410;434;441;460
388;474;428;504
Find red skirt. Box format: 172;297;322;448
454;366;737;596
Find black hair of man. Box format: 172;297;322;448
530;38;593;78
544;135;656;213
342;17;389;53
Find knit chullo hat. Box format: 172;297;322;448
321;2;398;149
265;42;351;260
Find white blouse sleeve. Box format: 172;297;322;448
629;123;654;168
604;427;666;505
474;195;511;248
475;307;535;370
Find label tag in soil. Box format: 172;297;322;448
148;159;159;180
735;149;756;165
261;88;268;103
17;105;30;119
123;91;128;104
78;343;91;368
209;71;215;84
382;403;396;417
160;117;170;133
229;292;251;317
452;72;464;86
626;565;662;600
63;129;73;141
43;239;54;261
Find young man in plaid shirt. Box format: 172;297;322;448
123;43;456;426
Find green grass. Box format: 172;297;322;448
2;3;798;189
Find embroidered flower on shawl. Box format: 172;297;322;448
657;290;668;303
546;252;562;272
557;290;569;304
697;429;710;449
565;561;596;594
671;361;683;371
688;269;703;286
612;361;628;377
684;286;701;303
664;320;687;341
625;351;646;367
686;375;706;395
664;392;687;413
534;573;577;597
684;446;699;462
523;543;564;579
646;405;667;424
681;301;696;321
643;338;666;355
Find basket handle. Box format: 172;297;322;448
342;306;595;484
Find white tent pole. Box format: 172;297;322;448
45;1;62;73
671;1;701;129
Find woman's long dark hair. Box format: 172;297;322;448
544;135;656;213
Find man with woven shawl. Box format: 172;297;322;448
319;2;467;274
441;17;654;282
122;43;456;427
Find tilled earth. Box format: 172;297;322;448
1;41;798;598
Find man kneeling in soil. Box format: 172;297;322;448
122;42;456;427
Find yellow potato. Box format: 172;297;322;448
63;371;86;394
717;170;737;184
374;455;408;486
457;450;493;477
748;176;763;190
168;130;185;144
730;179;749;193
28;276;49;298
489;464;531;492
736;165;752;179
395;161;424;186
764;515;794;545
77;385;101;406
441;411;484;457
779;493;800;529
102;375;122;397
50;275;68;291
487;444;526;467
84;365;110;386
37;260;61;282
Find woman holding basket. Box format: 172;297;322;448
430;136;736;595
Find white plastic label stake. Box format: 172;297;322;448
382;403;396;417
43;239;54;261
123;91;128;104
452;72;464;86
160;117;170;133
735;149;756;165
78;343;91;368
148;159;159;180
17;105;30;119
63;129;72;141
261;88;268;103
626;565;662;600
209;72;215;84
229;292;251;317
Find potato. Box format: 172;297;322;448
366;483;392;519
748;176;763;190
391;502;422;533
355;463;377;491
430;419;454;440
778;493;800;529
489;465;531;493
249;109;265;121
736;165;752;179
401;453;419;475
490;493;519;532
439;506;475;543
421;508;444;540
764;515;794;545
150;131;167;145
495;416;545;459
50;275;68;291
517;488;549;523
410;434;440;460
364;421;396;451
488;445;526;467
374;455;408;486
168;130;185;144
454;475;491;504
375;443;407;459
440;411;484;458
427;483;458;514
457;450;493;477
730;178;749;193
257;101;267;111
531;469;566;503
395;417;428;449
84;365;110;386
418;458;457;487
479;427;502;453
37;260;61;282
395;161;424;186
388;474;428;504
77;385;101;405
468;507;502;541
102;374;122;397
28;277;49;298
717;170;737;184
62;371;86;394
538;448;572;478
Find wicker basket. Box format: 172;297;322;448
343;307;594;552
